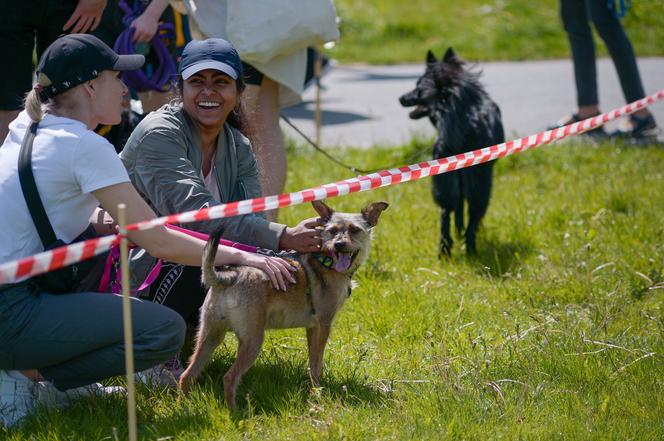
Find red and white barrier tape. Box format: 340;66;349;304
0;235;120;285
1;89;662;284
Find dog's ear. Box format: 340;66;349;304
426;50;437;64
362;202;389;227
443;47;457;61
312;200;334;221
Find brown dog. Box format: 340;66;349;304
179;200;388;407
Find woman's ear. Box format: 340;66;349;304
82;80;96;97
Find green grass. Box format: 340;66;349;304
4;137;663;440
329;0;664;63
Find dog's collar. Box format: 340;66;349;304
313;252;357;283
312;252;353;297
313;252;335;270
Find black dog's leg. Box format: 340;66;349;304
439;210;453;257
463;163;493;255
433;171;460;258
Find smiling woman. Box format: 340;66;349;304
119;38;325;386
182;70;239;138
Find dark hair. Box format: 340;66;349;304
173;74;249;135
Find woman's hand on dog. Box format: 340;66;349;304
279;217;326;253
239;253;297;291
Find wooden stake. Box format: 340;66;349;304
118;204;137;441
314;47;323;146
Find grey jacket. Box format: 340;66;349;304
120;103;286;250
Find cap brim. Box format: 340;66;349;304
181;61;238;80
113;54;145;71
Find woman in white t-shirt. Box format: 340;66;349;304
0;34;296;428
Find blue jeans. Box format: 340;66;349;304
0;282;185;391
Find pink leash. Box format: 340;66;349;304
98;224;258;294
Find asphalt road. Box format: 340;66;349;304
282;57;664;148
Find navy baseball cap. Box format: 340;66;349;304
179;38;243;81
36;34;144;100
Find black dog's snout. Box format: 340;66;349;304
334;241;347;251
399;91;416;106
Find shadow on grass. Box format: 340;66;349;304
466;236;535;277
189;351;386;418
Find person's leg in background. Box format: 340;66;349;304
0;2;37;144
135;263;207;386
560;0;601;120
242;69;287;222
0;0;80;144
587;0;657;136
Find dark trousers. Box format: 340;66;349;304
0;282;186;391
560;0;646;107
0;0;79;109
141;263;208;327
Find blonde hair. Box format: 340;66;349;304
24;89;44;122
24;72;56;122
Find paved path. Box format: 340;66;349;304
282;58;664;148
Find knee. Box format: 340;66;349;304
140;305;187;356
562;15;592;37
161;309;187;354
591;16;623;42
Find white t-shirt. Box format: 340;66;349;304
200;151;222;202
0;111;129;264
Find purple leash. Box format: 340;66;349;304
114;0;177;92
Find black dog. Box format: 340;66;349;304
400;48;504;256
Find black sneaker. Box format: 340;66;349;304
611;113;660;145
627;113;657;137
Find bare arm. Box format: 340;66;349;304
130;0;170;43
89;207;117;236
92;182;295;289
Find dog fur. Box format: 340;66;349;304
399;47;504;256
179;200;388;408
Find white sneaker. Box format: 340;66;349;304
136;356;184;388
36;381;126;408
0;370;36;427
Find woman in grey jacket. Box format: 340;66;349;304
120;38;323;385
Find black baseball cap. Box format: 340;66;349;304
36;34;145;100
179;38;243;81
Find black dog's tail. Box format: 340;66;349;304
201;227;239;292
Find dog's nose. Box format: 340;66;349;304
334;241;346;251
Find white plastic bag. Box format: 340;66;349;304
225;0;339;64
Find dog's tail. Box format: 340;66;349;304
201;227;239;291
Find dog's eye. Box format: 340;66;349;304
348;225;360;234
327;227;339;235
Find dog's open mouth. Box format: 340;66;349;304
409;105;428;119
332;251;357;272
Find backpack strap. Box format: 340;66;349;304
17;121;58;248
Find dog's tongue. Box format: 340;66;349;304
334;252;352;272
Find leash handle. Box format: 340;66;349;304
114;0;177;92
